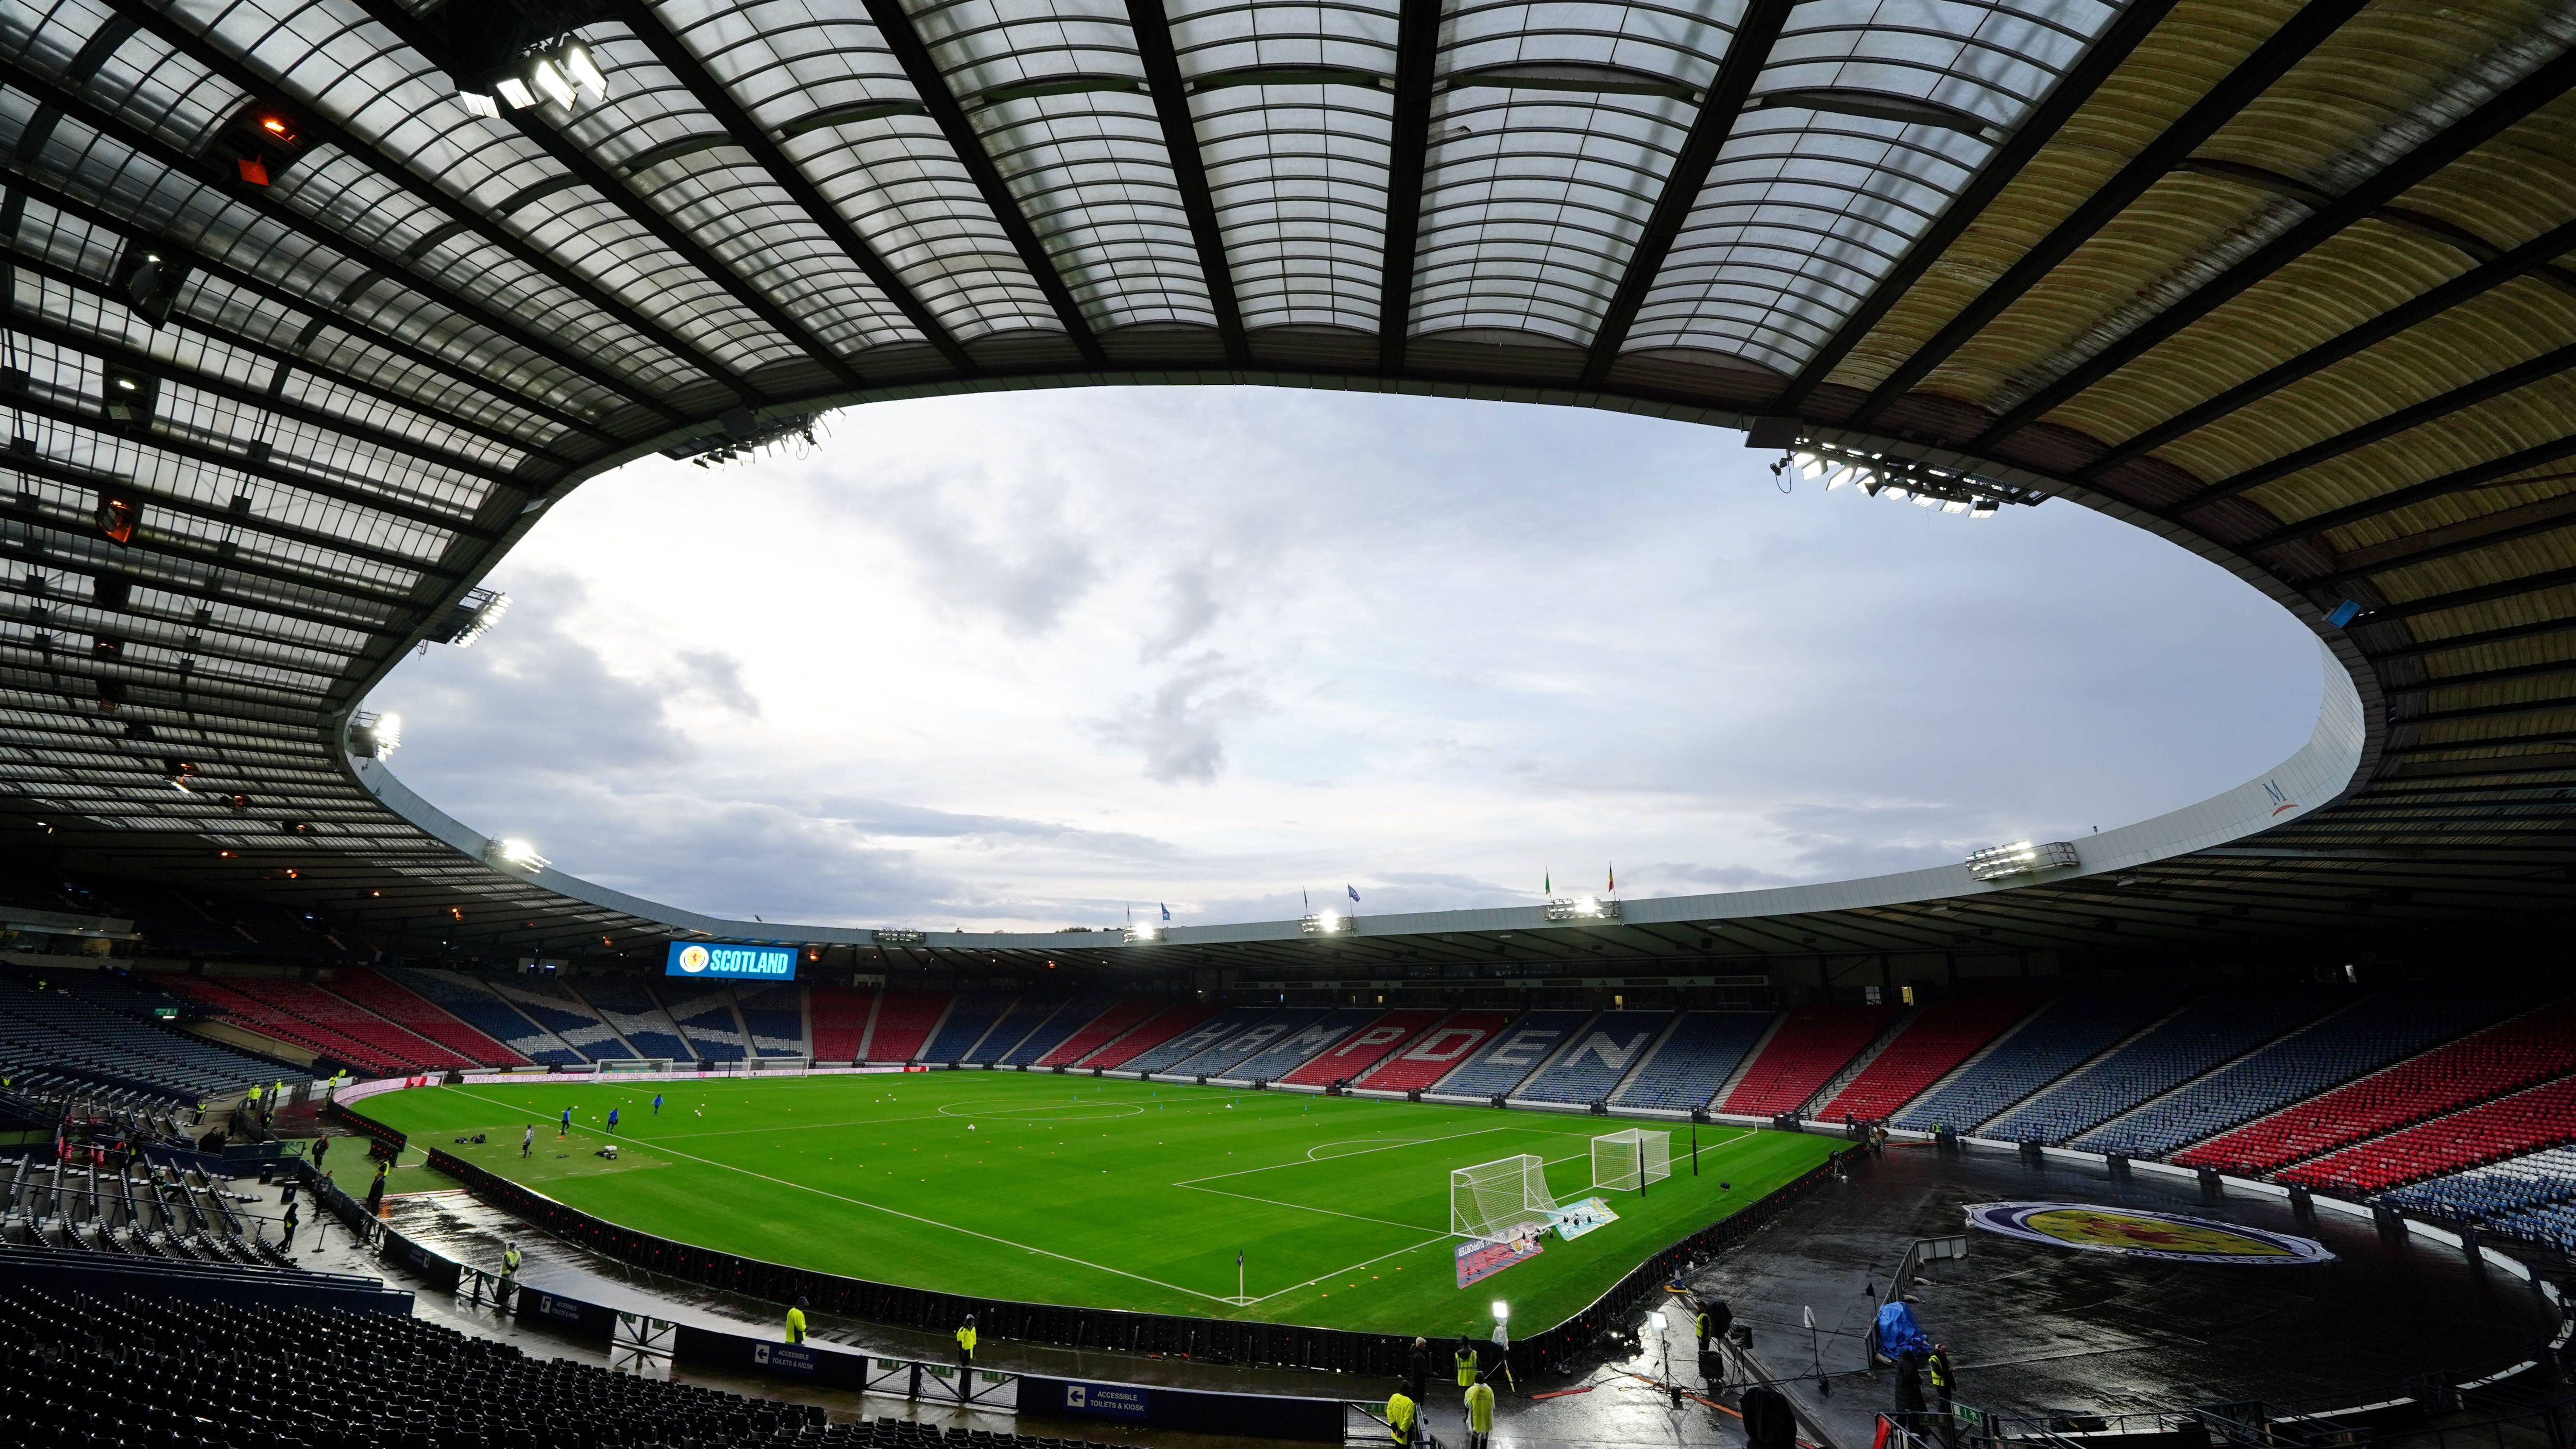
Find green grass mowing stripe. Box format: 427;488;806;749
360;1073;1836;1335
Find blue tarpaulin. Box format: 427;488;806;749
1875;1301;1930;1361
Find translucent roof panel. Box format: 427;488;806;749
908;0;1214;330
1407;0;1740;344
1625;0;2120;370
1170;0;1401;332
657;0;1066;342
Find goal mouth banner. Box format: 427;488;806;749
1454;1231;1544;1288
1546;1197;1620;1242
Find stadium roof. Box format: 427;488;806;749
0;0;2570;969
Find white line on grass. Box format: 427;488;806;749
444;1086;1233;1307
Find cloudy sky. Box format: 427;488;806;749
366;386;2325;931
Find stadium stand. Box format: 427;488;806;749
0;1280;1178;1449
1720;1004;1895;1117
1434;1011;1594;1098
1168;1011;1324;1078
1001;996;1115;1065
654;983;750;1061
1122;1009;1274;1075
1080;1002;1224;1069
865;991;953;1062
1283;1008;1444;1086
1613;1012;1777;1112
2281;1075;2576;1194
1985;991;2340;1144
0;1288;869;1446
228;979;473;1072
2074;988;2539;1159
0;1150;295;1267
1037;998;1164;1066
157;977;423;1076
1227;1008;1381;1081
2384;1146;2576;1225
323;968;528;1068
924;994;1013;1062
2176;996;2576;1174
1893;993;2173;1133
1360;1011;1516;1090
390;970;583;1066
964;996;1066;1063
809;986;874;1062
1517;1012;1674;1104
477;977;631;1061
736;983;809;1056
2499;1201;2576;1253
0;979;281;1099
571;980;693;1062
1821;996;2040;1123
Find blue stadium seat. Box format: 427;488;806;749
2074;987;2538;1158
573;979;694;1062
1613;1012;1777;1111
1894;994;2174;1134
1434;1011;1594;1097
1517;1012;1672;1103
389;970;583;1065
1988;991;2341;1145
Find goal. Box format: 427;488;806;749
597;1059;675;1075
1592;1128;1672;1192
1451;1155;1557;1240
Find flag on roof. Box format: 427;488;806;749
1347;884;1360;904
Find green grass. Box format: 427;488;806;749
358;1072;1837;1336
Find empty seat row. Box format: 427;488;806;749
1987;990;2335;1145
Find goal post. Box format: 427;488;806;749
1592;1128;1672;1192
596;1059;675;1076
1450;1154;1557;1239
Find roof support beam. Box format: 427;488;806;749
2;385;496;543
0;62;676;426
0;442;467;579
2178;339;2576;512
6;174;607;454
1375;0;1443;376
2239;435;2576;553
101;0;755;405
2081;216;2576;477
2367;612;2576;661
5;288;520;497
855;0;1107;367
599;0;978;376
1969;43;2576;449
2354;563;2576;626
1842;0;2357;430
1125;0;1248;367
2317;507;2576;588
1774;0;2175;412
1579;0;1793;387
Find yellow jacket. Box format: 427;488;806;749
956;1325;978;1358
1465;1381;1495;1434
784;1307;806;1344
1387;1392;1416;1442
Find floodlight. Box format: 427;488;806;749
495;76;537;109
459;90;502;118
1124;923;1163;944
1544;895;1622;922
1299;911;1348;935
484;837;549;873
564;44;608;100
530;57;578;109
1492;1301;1509;1321
1964;840;2079;881
375;712;402;754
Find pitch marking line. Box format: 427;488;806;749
445;1086;1232;1307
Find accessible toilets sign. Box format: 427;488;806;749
665;942;798;980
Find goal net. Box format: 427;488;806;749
1451;1154;1557;1240
1592;1129;1672;1191
596;1059;675;1075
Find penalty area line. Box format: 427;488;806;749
443;1085;1232;1307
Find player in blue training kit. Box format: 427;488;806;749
606;1107;620;1134
652;1094;664;1116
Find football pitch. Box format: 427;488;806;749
359;1072;1840;1336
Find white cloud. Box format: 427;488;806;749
367;387;2324;930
